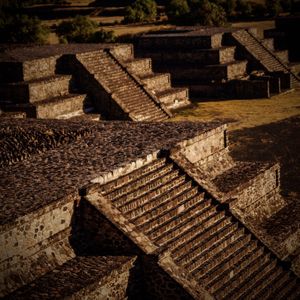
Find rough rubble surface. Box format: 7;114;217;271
0;119;224;226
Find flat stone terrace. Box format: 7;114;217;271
0;44;128;62
4;255;135;300
212;161;274;193
0;119;224;226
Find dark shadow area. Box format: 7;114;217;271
230;115;300;204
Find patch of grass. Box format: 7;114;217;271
173;89;300;131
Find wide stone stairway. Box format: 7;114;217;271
87;155;300;300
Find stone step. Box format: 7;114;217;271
274;277;300;300
126;184;197;222
170;215;233;258
215;253;271;299
257;270;291;299
163;210;224;250
136;190;204;232
155;87;189;108
112;171;185;208
124;58;152;76
226;259;277;300
140;73;171;92
176;222;239;265
153;201;218;247
0;75;71;104
245;266;284;300
106;164;176;200
147;193;208;242
139;46;236;65
190;230;250;279
198;238;260;287
118;174;189;212
207;241;262;294
100;158;167;194
35;94;86;119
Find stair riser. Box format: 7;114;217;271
36;95;85;119
217;255;270;298
207;242;259;292
0;76;71;104
129;186;197;223
126;59;152;76
142;74;171;92
177;223;238;265
139;47;235;65
138;34;223;50
139;193;203;232
158;89;188;106
107;167;177;200
101;159;167;194
171;216;232;258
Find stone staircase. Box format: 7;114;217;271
122;57;190;111
135;28;297;99
90;156;300;299
76;49;170;122
232;29;300;86
0;58;95;119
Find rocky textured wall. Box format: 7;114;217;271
111;44;133;61
229;165;283;218
0;193;78;297
181;125;227;164
70;257;137;300
23;56;58;81
138;34;221;50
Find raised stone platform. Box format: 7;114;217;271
1;118;299;299
135;26;297;99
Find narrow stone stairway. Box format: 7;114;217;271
77;50;170;121
232;29;299;86
98;157;300;300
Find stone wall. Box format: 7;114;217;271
69;257;137;300
23;56;58;81
110;44;133;61
138;34;222;50
0;193;78;297
181;124;227;164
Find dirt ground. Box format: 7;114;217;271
174;88;300;205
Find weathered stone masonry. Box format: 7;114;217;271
1;119;299;299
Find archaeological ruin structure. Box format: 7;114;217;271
1;118;300;299
1;26;300;299
135;27;299;99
